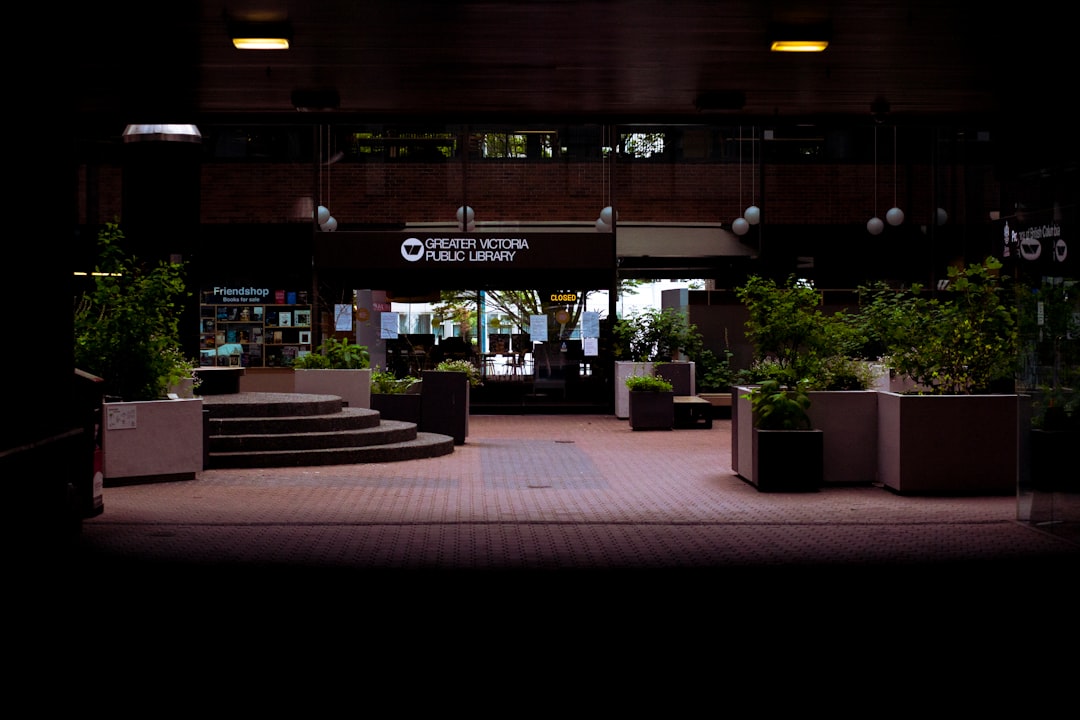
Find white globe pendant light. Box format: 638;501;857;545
744;205;761;225
867;217;884;235
885;126;903;226
732;217;749;236
317;205;330;225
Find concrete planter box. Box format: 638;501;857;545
806;390;879;485
371;393;423;425
655;361;695;396
421;371;469;444
734;387;879;486
628;390;675;430
293;368;372;409
751;428;823;492
102;397;204;485
877;391;1021;495
615;362;655;419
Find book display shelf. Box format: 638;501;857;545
199;288;313;368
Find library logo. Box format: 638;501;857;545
401;237;424;262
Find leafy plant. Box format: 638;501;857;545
857;257;1018;394
735;274;865;390
612;307;704;362
371;368;420;394
292;337;370;369
74;222;198;401
435;359;483;386
743;379;813;430
625;373;674;392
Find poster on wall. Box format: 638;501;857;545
334;304;353;331
529;314;548;342
581;311;600;339
381;312;400;339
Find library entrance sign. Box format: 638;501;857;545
316;230;615;289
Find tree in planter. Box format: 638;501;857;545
74;222;198;401
857;256;1019;395
735;274;867;390
612;307;704;363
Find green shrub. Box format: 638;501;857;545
743;379;812;430
293;337;370;369
371;368;419;394
625;374;674;392
73;223;197;401
435;359;483;386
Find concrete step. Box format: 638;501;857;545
201;391;455;468
208;432;456;468
210;418;418;453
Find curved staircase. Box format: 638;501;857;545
202;392;455;468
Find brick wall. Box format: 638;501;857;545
78;159;999;229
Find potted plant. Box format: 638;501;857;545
73;222;204;484
292;336;372;409
741;379;822;492
612;308;702;418
860;257;1022;495
625;371;675;430
369;368;423;424
732;274;879;486
420;359;480;444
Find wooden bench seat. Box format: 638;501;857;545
673;395;713;429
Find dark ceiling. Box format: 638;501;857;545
69;1;1067;133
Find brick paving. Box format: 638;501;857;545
73;414;1077;574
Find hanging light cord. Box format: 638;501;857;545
892;125;897;209
750;125;755;207
738;126;744;210
873;124;878;217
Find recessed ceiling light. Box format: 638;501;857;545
768;22;831;53
229;21;291;50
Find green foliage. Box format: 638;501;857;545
624;373;674;392
858;257;1018;395
696;347;735;392
743;379;813;430
370;368;419;394
435;359;483;386
612;307;704;362
292;337;370;369
735;274;865;390
73;223;197;401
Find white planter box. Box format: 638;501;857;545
294;368;372;409
102;397;204;483
734;387;879;486
615;362;656;418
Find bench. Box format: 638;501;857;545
673;395;713;429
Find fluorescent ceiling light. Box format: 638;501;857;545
770;39;829;52
232;37;290;50
229;20;291;50
768;21;831;53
